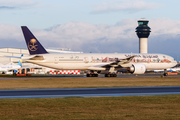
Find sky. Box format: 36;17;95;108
0;0;180;60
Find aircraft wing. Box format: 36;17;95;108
21;66;42;69
4;56;21;59
100;56;135;68
87;56;135;71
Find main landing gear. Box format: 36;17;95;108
86;70;99;77
86;73;98;77
86;70;117;77
105;73;117;77
105;67;117;77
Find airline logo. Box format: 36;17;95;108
28;39;38;51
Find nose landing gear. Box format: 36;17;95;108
163;69;167;76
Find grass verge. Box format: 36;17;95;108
0;77;180;89
0;95;180;119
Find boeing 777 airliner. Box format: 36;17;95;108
21;26;177;77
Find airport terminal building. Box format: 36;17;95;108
0;48;83;74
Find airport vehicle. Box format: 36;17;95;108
0;59;22;74
21;26;177;77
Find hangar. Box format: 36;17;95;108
0;48;83;74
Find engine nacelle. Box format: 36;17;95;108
128;63;146;74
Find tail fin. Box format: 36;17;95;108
17;59;22;66
21;26;48;55
17;54;23;66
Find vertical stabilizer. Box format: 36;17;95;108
17;59;22;66
21;26;48;55
17;54;23;66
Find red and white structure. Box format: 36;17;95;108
49;70;80;75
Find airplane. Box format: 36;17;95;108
0;59;22;74
154;67;180;73
20;26;177;77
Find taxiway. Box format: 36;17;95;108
0;74;180;80
0;86;180;99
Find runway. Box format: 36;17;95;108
0;74;180;80
0;86;180;99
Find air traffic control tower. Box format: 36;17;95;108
136;19;151;53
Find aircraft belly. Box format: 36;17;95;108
58;63;88;70
30;62;89;70
145;63;177;70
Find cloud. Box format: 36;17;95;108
0;24;22;41
0;0;36;6
0;0;39;9
38;20;137;53
91;0;162;14
0;18;180;58
0;6;16;10
150;18;180;36
0;0;59;10
33;18;180;56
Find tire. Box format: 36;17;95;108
107;74;111;77
163;73;167;76
89;74;92;77
110;74;113;77
105;74;107;77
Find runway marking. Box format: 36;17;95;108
0;75;180;80
1;92;180;99
0;86;180;99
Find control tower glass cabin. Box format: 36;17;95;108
136;20;151;53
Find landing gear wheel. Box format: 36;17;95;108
110;74;114;77
86;74;89;77
105;74;110;77
163;69;167;76
105;73;117;77
163;73;167;76
113;74;117;77
86;73;98;77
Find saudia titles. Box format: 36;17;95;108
28;39;38;51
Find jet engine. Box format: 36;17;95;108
127;63;146;74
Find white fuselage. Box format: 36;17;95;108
0;65;21;72
24;53;177;71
